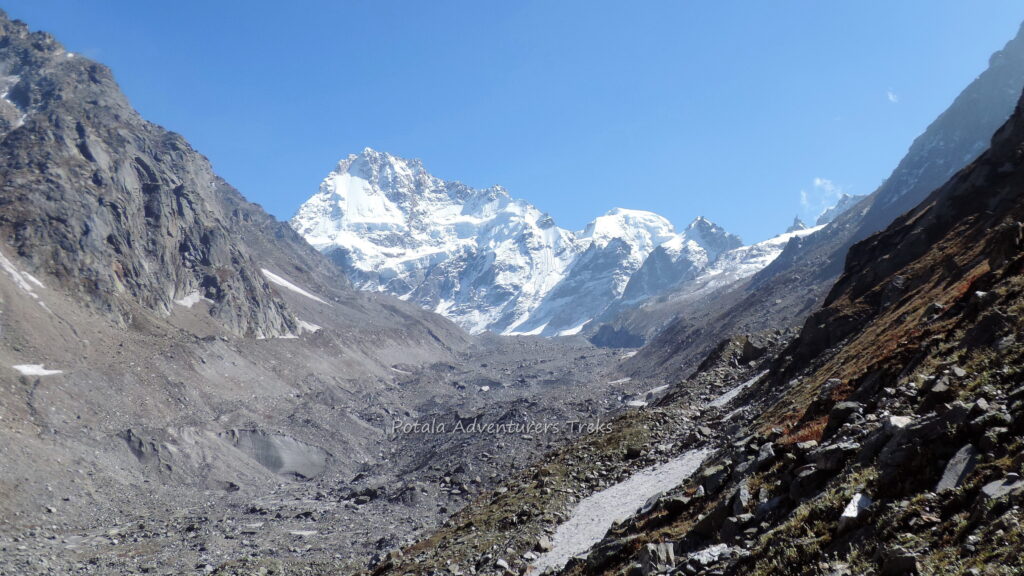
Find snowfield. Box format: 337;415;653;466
529;448;713;573
709;371;768;408
173;291;213;308
260;269;331;306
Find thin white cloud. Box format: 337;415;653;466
799;177;845;220
886;89;899;104
813;177;840;194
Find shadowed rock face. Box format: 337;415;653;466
0;14;317;337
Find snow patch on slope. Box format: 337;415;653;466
0;246;47;308
297;320;321;334
173;291;213;308
260;269;331;306
530;448;713;572
13;364;63;376
709;371;768;408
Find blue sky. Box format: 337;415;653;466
5;2;1024;242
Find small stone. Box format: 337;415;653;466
883;415;912;433
795;440;819;452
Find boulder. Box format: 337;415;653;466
795;440;819;452
720;513;754;541
586;537;635;569
881;548;919;576
809;442;860;471
922;381;955;410
935;444;978;493
968;411;1013;434
534;535;552;553
979;427;1009;453
732;482;754;515
824;402;863;439
789;465;826;502
739;337;767;363
837;493;871;533
637;542;676;575
883;415;913;434
979;474;1024;503
700;465;729;495
755;442;776;470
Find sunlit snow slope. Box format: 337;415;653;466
292;149;851;336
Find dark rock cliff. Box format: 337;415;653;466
0;13;335;337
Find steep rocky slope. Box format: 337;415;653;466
611;22;1024;373
0;12;528;575
357;81;1024;576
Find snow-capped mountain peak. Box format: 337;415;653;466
291;150;579;334
785;216;808;233
617;215;743;305
292;150;815;337
579;208;676;252
815;193;863;225
679;216;744;259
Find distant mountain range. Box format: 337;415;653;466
291;149;839;336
